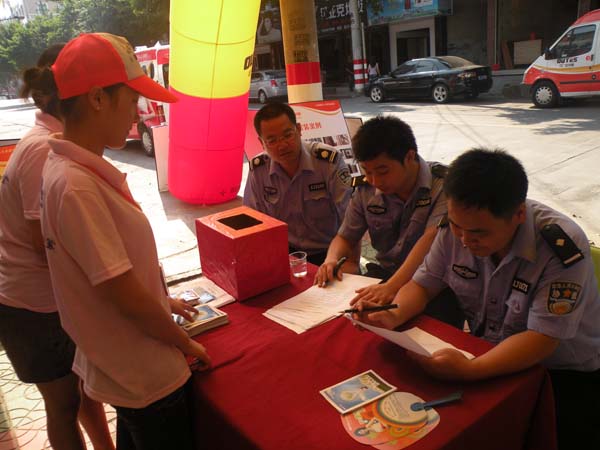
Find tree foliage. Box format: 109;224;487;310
0;0;170;92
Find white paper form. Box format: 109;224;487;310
349;318;475;360
264;274;378;333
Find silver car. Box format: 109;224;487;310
250;70;288;104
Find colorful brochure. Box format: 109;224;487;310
320;370;397;414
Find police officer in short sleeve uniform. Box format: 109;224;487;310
243;103;351;265
315;116;463;329
361;149;600;449
338;159;447;277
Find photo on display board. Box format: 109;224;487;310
291;101;364;178
256;2;282;45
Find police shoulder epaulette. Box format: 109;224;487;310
351;175;369;188
249;154;269;171
313;146;338;164
431;163;448;178
540;223;584;267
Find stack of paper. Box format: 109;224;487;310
349;318;475;360
176;304;229;337
264;274;377;333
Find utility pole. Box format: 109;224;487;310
349;0;366;94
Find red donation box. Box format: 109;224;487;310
195;206;290;300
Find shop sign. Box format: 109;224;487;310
316;0;365;33
367;0;452;26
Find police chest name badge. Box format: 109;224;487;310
415;197;431;207
308;182;326;192
547;281;581;315
511;278;530;294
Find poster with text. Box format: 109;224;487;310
291;100;361;177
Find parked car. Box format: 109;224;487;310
250;70;288;103
367;56;493;104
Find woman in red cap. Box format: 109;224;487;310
0;44;115;450
36;33;211;450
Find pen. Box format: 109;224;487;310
340;304;399;314
332;256;348;277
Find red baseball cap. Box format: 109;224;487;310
52;33;177;103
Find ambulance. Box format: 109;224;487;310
130;43;170;156
523;9;600;108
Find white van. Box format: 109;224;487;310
129;43;170;156
523;9;600;108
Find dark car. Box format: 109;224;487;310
367;56;493;104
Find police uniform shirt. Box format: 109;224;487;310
243;141;351;254
337;156;447;271
413;200;600;372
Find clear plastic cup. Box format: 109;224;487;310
289;251;308;278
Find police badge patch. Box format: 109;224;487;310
452;264;478;279
367;205;387;215
547;281;581;315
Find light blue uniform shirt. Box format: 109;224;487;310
338;156;447;271
414;199;600;371
243;141;351;254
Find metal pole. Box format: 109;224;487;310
349;0;365;93
280;0;323;103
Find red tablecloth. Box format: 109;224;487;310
191;265;557;450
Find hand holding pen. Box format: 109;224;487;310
315;256;347;287
346;300;403;331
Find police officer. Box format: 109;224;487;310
243;102;352;265
357;148;600;449
315;116;462;327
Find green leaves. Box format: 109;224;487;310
0;0;170;91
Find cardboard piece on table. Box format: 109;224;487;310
195;206;289;301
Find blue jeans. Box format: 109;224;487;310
114;378;195;450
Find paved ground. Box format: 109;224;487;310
0;94;599;448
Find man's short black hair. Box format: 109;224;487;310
254;102;296;136
444;148;528;219
352;115;417;163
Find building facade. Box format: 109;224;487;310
254;0;600;81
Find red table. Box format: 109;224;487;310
191;266;557;450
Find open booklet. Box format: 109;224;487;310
320;370;397;414
170;276;235;308
174;304;229;337
349;317;475;360
264;273;379;334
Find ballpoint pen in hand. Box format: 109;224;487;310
340;304;399;314
320;256;348;287
332;256;347;278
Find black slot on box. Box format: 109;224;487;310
217;213;263;230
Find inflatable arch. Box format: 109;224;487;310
168;0;261;204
